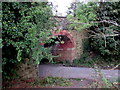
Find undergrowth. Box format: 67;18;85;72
28;77;72;87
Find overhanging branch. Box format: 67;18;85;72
67;20;120;27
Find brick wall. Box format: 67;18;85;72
17;60;38;79
69;30;88;59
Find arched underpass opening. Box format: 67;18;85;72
40;30;76;63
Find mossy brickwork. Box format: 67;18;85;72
70;30;88;59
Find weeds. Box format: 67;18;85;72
72;52;119;69
28;77;72;87
89;65;119;89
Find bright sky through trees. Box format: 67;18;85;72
48;0;118;16
48;0;100;16
48;0;75;16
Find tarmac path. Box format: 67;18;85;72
38;64;119;81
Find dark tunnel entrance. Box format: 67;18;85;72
43;35;71;48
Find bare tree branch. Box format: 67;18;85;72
98;20;120;27
67;20;120;27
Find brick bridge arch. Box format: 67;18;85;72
50;30;76;62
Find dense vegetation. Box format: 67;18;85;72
67;2;97;30
90;2;120;61
67;2;120;61
2;1;120;81
2;2;54;80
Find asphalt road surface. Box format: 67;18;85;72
38;64;119;81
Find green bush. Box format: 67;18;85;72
67;2;97;31
2;2;54;80
90;2;120;61
67;2;120;61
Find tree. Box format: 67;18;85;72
67;2;97;31
90;2;120;60
67;1;120;61
2;2;54;80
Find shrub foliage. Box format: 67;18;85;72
67;2;120;61
90;2;120;60
2;2;54;80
